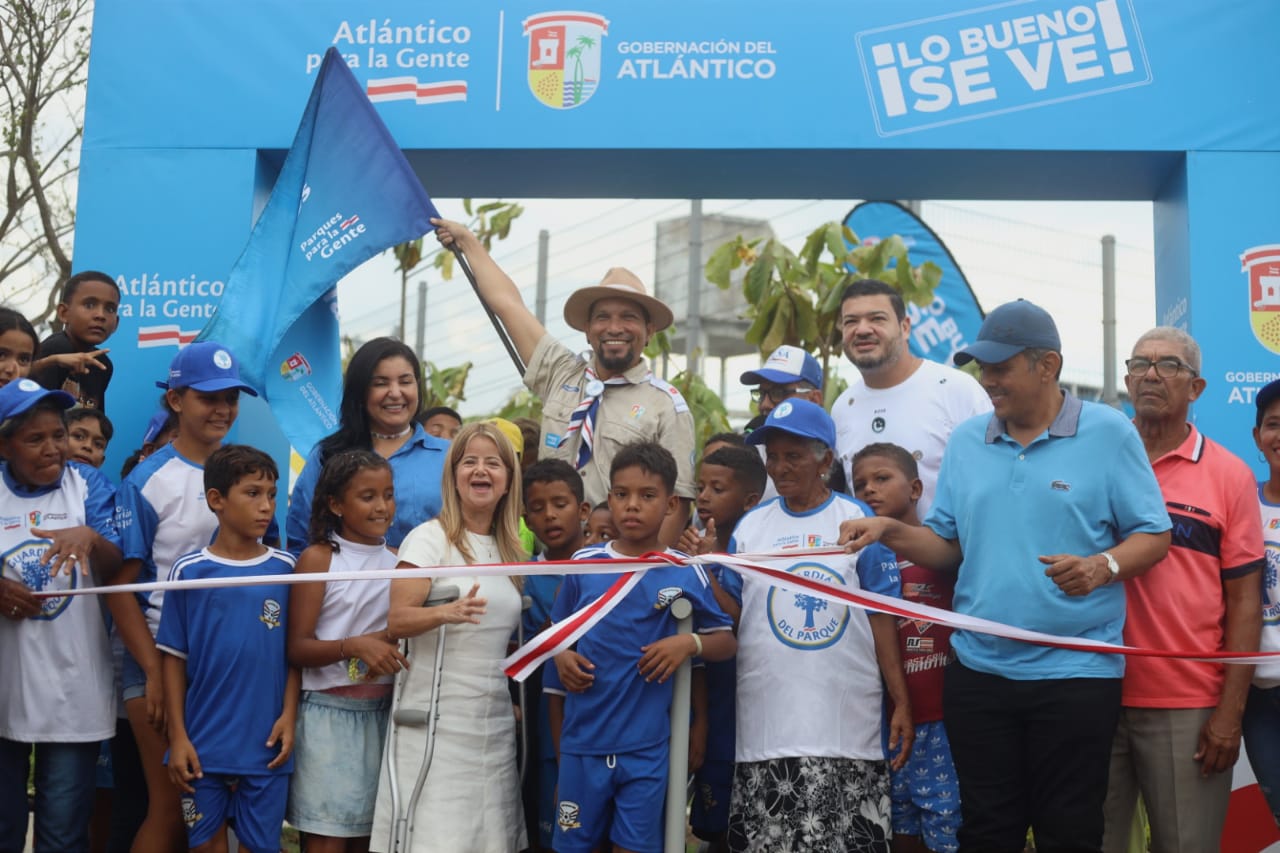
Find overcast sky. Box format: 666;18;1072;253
335;197;1155;419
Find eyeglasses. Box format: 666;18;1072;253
751;385;809;403
1124;357;1198;379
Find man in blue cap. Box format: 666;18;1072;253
739;344;824;419
739;344;826;499
839;299;1172;853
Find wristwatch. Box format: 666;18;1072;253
1100;551;1120;583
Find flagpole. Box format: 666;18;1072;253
450;246;526;376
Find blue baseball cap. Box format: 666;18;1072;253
0;379;75;425
954;299;1061;366
745;398;836;449
141;408;172;445
155;341;258;395
739;345;823;388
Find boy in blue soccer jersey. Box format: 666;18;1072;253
156;445;299;853
547;442;736;853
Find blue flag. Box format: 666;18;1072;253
199;47;440;455
844;201;984;367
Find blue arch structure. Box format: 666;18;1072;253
76;0;1280;474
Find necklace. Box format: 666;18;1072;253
370;425;412;440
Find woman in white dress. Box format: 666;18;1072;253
371;421;527;852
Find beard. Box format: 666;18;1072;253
845;338;902;371
595;342;640;372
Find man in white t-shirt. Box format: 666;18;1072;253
832;279;991;520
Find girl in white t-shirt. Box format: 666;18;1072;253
287;450;404;851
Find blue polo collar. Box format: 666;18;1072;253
984;389;1082;444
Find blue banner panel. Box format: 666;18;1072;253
1156;151;1280;475
84;0;1280;155
854;0;1150;137
71;147;259;476
844;201;984;366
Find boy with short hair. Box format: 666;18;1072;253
522;459;591;851
679;446;765;853
851;441;959;853
31;271;120;410
584;501;617;546
156;445;299;853
547;442;736;853
417;404;462;439
67;408;113;469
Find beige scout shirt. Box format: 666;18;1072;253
525;333;696;504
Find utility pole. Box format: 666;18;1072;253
415;280;427;359
535;229;549;326
685;199;703;376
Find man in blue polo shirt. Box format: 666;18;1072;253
839;299;1171;853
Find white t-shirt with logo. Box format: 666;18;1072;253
832;359;991;520
728;492;900;762
0;461;120;742
116;443;217;638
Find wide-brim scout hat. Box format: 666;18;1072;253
563;268;674;333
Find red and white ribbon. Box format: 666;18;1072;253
45;546;1280;675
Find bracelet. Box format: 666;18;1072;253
338;638;346;660
691;633;703;657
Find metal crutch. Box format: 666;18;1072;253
388;582;460;853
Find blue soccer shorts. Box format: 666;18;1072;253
554;748;667;853
182;772;288;852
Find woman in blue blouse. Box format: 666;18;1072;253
287;338;449;553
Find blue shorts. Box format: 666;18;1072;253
121;650;146;701
181;772;288;852
690;758;732;838
889;719;960;853
554;748;667;853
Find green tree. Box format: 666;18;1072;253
388;199;523;410
420;359;472;411
492;388;542;424
642;327;731;449
389;198;524;340
704;222;942;405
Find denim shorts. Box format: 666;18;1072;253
286;690;391;837
121;649;146;702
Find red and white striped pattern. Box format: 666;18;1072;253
366;77;468;105
137;325;199;349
